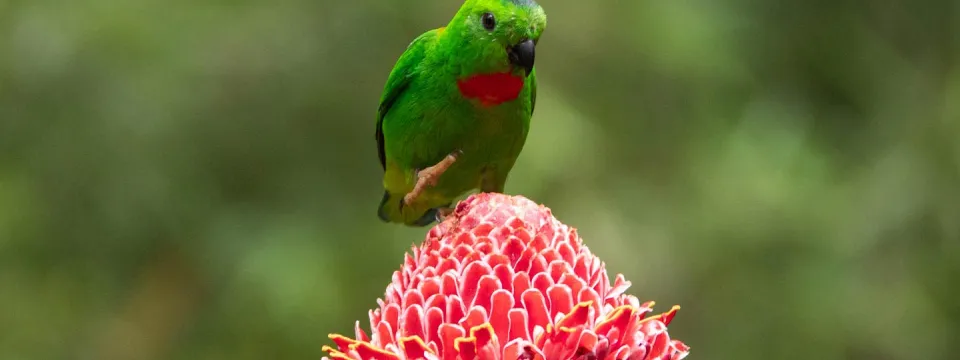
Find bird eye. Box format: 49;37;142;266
481;12;496;31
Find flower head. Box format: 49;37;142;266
324;193;689;360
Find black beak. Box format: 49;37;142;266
507;39;535;76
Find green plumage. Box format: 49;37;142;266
376;0;547;226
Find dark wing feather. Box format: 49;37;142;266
375;81;409;169
529;68;537;116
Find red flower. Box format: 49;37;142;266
323;193;689;360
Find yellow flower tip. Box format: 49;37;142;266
347;340;397;358
320;346;350;360
661;305;682;325
639;305;681;326
326;333;365;355
398;335;437;355
573;299;595;309
595;304;633;330
452;335;475;352
454;323;498;355
571;300;593;311
555;324;582;338
467;322;496;342
557;300;593;328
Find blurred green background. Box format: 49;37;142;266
2;0;958;359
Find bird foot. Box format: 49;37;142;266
434;207;455;222
403;150;462;206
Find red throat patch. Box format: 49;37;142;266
457;72;525;106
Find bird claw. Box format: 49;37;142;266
434;207;454;222
403;150;462;206
417;168;441;187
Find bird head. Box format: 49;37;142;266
447;0;547;78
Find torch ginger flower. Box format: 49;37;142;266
323;193;689;360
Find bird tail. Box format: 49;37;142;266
377;190;444;227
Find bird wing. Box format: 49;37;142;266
375;28;441;170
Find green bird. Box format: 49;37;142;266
375;0;547;226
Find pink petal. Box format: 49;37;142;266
493;263;514;292
647;329;670;359
501;338;525;360
576;330;599;353
512;272;532;307
516;245;537;273
578;287;603;315
354;321;369;342
611;345;631;360
489;289;514;348
456;336;477;360
532;274;555;317
473;223;494;237
532;272;554;296
508;308;531;341
376;320;395;348
540;248;560;265
454;232;474;247
556;301;592;330
400;304;425;340
403;289;424;310
384;303;401;334
486;253;510;270
670;340;691;359
505;216;525;231
596;307;635;345
403;253;415;272
547;284;574;318
462;251;483;273
557;242;576;265
659;306;680;326
454;244;472;259
437;257;458;276
446;295;465;325
398;336;433;360
355;342;401;360
459;209;481;228
558;273;585;302
460;261;493;309
425;306;444;345
606;274;631;300
573;254;588;281
594;338;610;360
419;277;442;300
529;255;548;278
521;288;550;330
438;323;465;360
514;228;532;243
472;275;501;312
424;293;446;312
566;229;581;253
470;323;500;358
547;260;568;284
441;272;458;297
459;305;488;333
475;240;493;254
529;234;548;251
